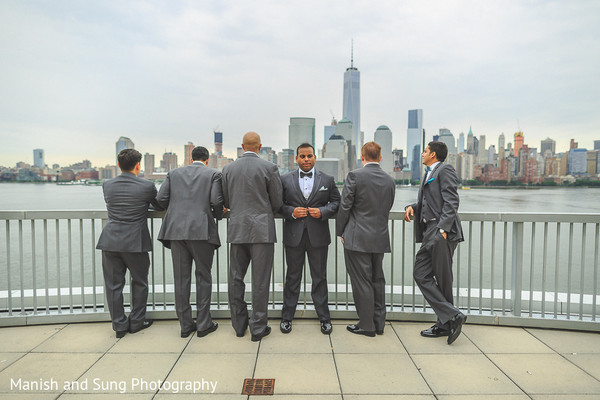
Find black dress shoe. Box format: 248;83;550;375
129;319;153;334
346;324;376;337
320;320;332;335
198;322;218;337
280;320;292;334
251;326;271;342
447;313;467;345
420;324;450;338
116;330;127;338
376;329;384;335
181;327;195;338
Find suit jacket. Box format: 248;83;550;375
409;162;464;243
156;162;224;249
222;152;283;244
280;169;340;248
96;172;160;253
336;163;395;253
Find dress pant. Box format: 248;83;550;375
102;251;150;332
413;222;459;325
228;243;274;336
344;249;386;332
282;229;330;322
170;240;215;333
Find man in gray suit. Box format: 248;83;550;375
336;142;395;337
279;143;340;335
222;132;283;341
156;146;224;338
97;149;161;338
404;141;466;344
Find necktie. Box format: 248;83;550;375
300;171;313;178
424;166;431;175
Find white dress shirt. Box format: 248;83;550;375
298;168;315;199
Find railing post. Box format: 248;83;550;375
511;221;524;317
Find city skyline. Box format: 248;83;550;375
1;1;599;167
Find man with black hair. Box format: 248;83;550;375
404;141;466;344
97;148;161;338
279;143;340;335
157;146;224;338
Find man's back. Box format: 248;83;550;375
222;153;283;243
157;163;223;246
97;173;157;252
336;164;395;253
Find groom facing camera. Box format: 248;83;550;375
279;143;340;335
404;141;466;344
97;148;161;338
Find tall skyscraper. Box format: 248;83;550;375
406;109;423;170
324;118;337;144
540;137;556;157
594;140;600;151
116;136;134;163
514;132;524;157
374;125;393;174
184;142;194;166
478;135;487;164
33;149;44;168
458;132;465;153
438;129;456;154
288;117;315;151
498;133;505;151
161;152;178;171
144;153;155;176
342;44;361;154
214;131;223;155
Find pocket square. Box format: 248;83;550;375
427;178;435;184
319;186;328;191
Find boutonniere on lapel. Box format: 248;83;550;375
319;186;328;191
426;178;435;185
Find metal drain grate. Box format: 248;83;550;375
241;378;275;395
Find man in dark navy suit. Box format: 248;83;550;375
279;143;340;335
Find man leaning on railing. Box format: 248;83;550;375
96;149;162;339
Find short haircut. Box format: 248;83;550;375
296;143;315;156
191;146;209;161
118;149;142;172
428;141;448;162
361;141;381;161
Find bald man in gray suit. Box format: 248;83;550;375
404;141;466;344
157;146;224;339
336;142;395;337
97;149;161;338
222;132;283;341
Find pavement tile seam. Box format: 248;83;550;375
328;333;345;397
27;324;68;353
387;324;437;397
156;330;200;397
466;337;534;398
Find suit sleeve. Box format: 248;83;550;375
268;165;284;213
336;171;356;237
222;169;230;209
155;173;171;210
211;171;224;220
319;175;341;220
438;166;460;232
279;176;296;220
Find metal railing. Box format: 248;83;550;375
1;210;599;331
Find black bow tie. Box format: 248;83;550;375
300;171;313;178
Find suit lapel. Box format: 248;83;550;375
306;170;321;204
291;169;304;201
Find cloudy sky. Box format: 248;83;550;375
1;0;599;167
